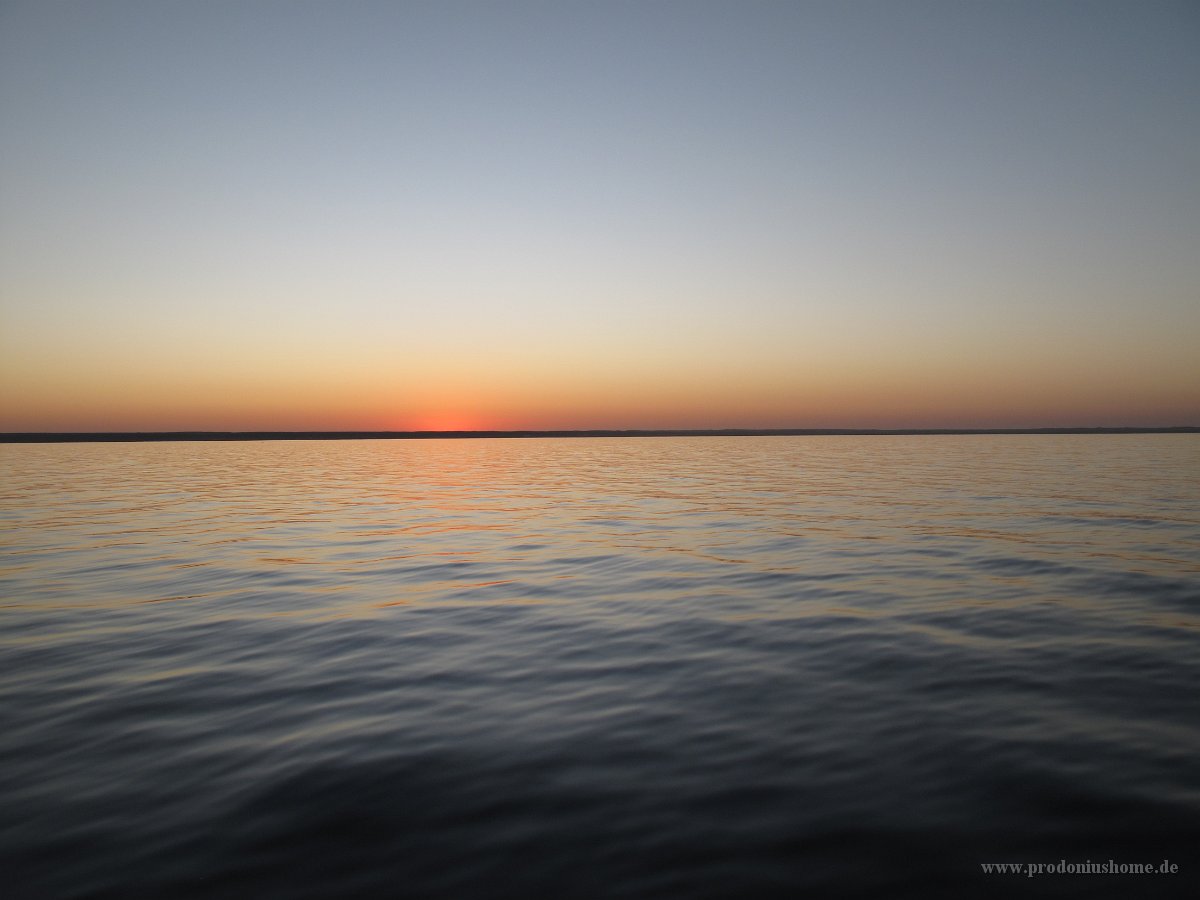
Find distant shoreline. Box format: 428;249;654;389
2;427;1198;443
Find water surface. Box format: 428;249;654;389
2;436;1198;897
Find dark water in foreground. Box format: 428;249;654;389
2;436;1198;898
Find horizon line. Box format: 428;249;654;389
3;427;1198;443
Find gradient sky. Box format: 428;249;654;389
1;0;1197;431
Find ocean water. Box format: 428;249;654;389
1;435;1198;898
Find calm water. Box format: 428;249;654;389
2;436;1198;898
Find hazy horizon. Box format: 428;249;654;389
3;1;1198;432
3;425;1198;440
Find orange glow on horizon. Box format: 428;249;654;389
404;414;489;433
1;343;1198;433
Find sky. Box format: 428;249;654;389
1;0;1197;431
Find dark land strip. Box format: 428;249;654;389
3;428;1198;443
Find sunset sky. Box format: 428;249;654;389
1;0;1197;432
